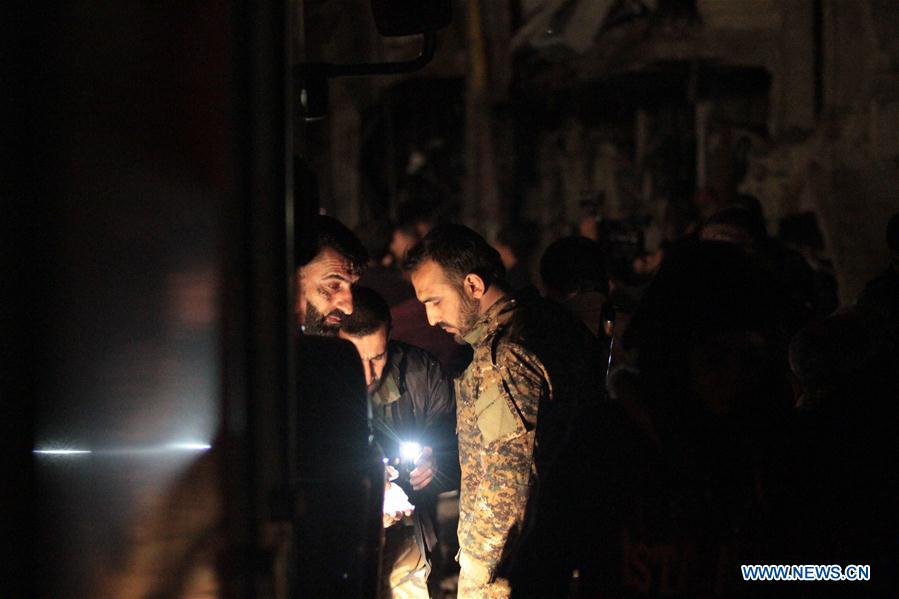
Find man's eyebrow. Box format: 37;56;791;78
421;296;439;303
322;273;351;282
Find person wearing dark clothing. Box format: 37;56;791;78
294;215;384;597
588;241;797;597
539;235;610;338
356;218;418;307
493;221;541;293
857;211;899;328
788;310;899;595
701;206;821;329
858;262;899;324
778;211;839;317
340;287;458;598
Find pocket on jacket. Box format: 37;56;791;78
474;384;525;444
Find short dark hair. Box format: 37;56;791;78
626;240;784;372
301;215;368;274
403;224;506;290
342;286;391;336
540;236;608;297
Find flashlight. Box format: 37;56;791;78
400;441;422;464
388;441;422;485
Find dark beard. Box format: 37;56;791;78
304;302;342;337
456;292;480;339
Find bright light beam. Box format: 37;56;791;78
400;441;422;462
34;443;211;457
166;442;212;451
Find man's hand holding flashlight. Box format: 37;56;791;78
409;445;436;491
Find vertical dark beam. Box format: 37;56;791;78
220;0;254;585
0;3;35;594
222;0;294;595
284;0;300;558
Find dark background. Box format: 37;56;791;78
2;0;898;595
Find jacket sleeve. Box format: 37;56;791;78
457;342;547;582
422;354;459;495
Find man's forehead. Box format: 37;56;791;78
413;260;456;298
341;328;388;357
309;247;357;278
412;259;449;286
359;344;388;360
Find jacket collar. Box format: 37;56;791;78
372;341;403;406
462;295;515;347
373;371;401;406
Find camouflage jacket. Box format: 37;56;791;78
455;296;551;584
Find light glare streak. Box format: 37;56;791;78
166;442;212;451
34;442;211;457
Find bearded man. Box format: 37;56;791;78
295;214;368;336
293;215;382;596
404;225;602;598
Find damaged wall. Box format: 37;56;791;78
517;0;897;303
307;0;898;304
742;0;899;303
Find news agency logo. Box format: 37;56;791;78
741;564;871;582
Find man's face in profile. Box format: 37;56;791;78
410;259;480;344
296;247;359;336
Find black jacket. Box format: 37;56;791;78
372;340;458;550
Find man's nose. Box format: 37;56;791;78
335;288;353;315
363;360;374;387
424;304;438;327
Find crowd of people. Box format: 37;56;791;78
294;200;899;598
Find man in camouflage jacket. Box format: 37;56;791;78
405;225;603;598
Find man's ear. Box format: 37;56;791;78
462;273;487;299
